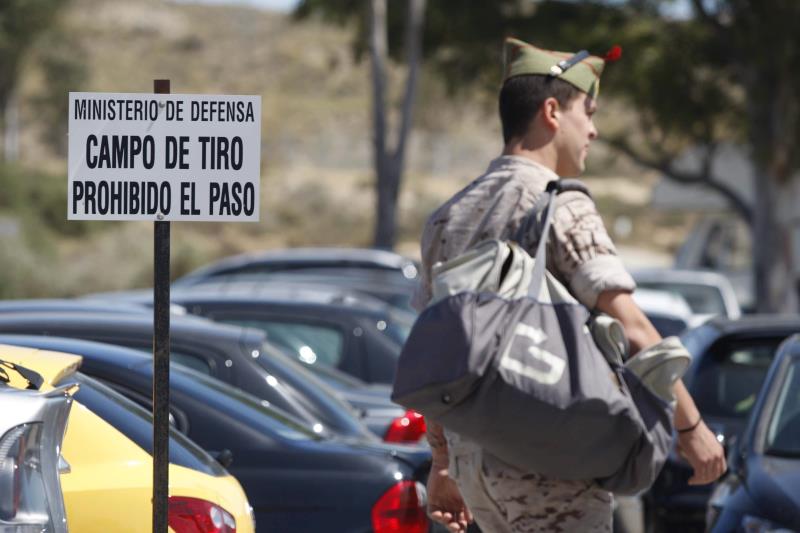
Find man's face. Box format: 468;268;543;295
555;92;598;177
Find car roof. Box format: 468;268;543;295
0;335;147;371
181;247;417;275
632;268;735;285
0;343;82;390
86;281;397;315
776;334;800;359
632;288;693;318
172;280;392;310
0;298;152;315
703;314;800;335
0;311;246;339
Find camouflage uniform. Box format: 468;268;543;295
413;155;636;532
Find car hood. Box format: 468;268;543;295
746;454;800;528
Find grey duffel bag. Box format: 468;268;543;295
392;180;676;495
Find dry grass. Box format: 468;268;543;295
1;0;688;298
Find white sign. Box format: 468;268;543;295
68;92;261;221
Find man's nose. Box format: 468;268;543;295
589;123;598;140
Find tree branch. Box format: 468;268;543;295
602;136;754;225
690;0;726;32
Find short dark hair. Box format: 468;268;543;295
499;75;581;144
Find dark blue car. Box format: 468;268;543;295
706;333;800;532
644;315;800;531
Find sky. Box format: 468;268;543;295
179;0;300;12
185;0;693;19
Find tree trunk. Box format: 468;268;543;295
751;170;789;312
3;91;20;162
370;0;426;250
748;74;798;312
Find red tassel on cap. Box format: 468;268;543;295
604;45;622;62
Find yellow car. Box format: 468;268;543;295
0;344;255;533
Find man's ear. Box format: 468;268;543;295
541;97;561;132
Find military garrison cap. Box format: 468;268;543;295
503;37;620;98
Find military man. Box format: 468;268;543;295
412;37;726;532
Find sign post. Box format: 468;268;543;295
152;78;171;533
68;86;261;532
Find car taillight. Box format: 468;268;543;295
371;480;428;533
384;410;426;443
168;496;236;533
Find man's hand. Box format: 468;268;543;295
676;420;727;485
427;465;473;532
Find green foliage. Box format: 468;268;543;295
0;164;97;238
0;0;68;104
297;0;800;215
30;29;88;156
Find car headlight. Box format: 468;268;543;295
741;514;798;533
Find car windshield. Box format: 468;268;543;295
637;281;727;316
168;363;325;442
66;373;226;476
764;358;800;457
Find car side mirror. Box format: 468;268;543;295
210;449;234;468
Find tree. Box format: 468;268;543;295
0;0;69;160
295;0;426;250
420;0;800;312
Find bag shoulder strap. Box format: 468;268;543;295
518;179;593;298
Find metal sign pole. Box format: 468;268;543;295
152;78;171;533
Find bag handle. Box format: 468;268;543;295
524;179;592;298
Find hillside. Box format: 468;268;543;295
0;0;690;298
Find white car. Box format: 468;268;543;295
632;268;742;320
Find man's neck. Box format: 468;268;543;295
502;143;559;174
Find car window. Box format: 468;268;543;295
637;281;727;316
170;350;212;374
765;359;800;456
65;373;226;476
168;364;325;441
691;340;780;419
222;319;344;367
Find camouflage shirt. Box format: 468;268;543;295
413;155;635;311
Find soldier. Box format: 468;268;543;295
412;37;726;532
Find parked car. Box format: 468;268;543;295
644;315;800;531
632;287;696;338
173;246;420;286
0;298;155;315
1;343;254;533
706;334;800;532
632;268;742;320
0;362;73;533
170;282;413;385
0;312;377;442
5;336;433;532
177;271;419;314
88;282;414;385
